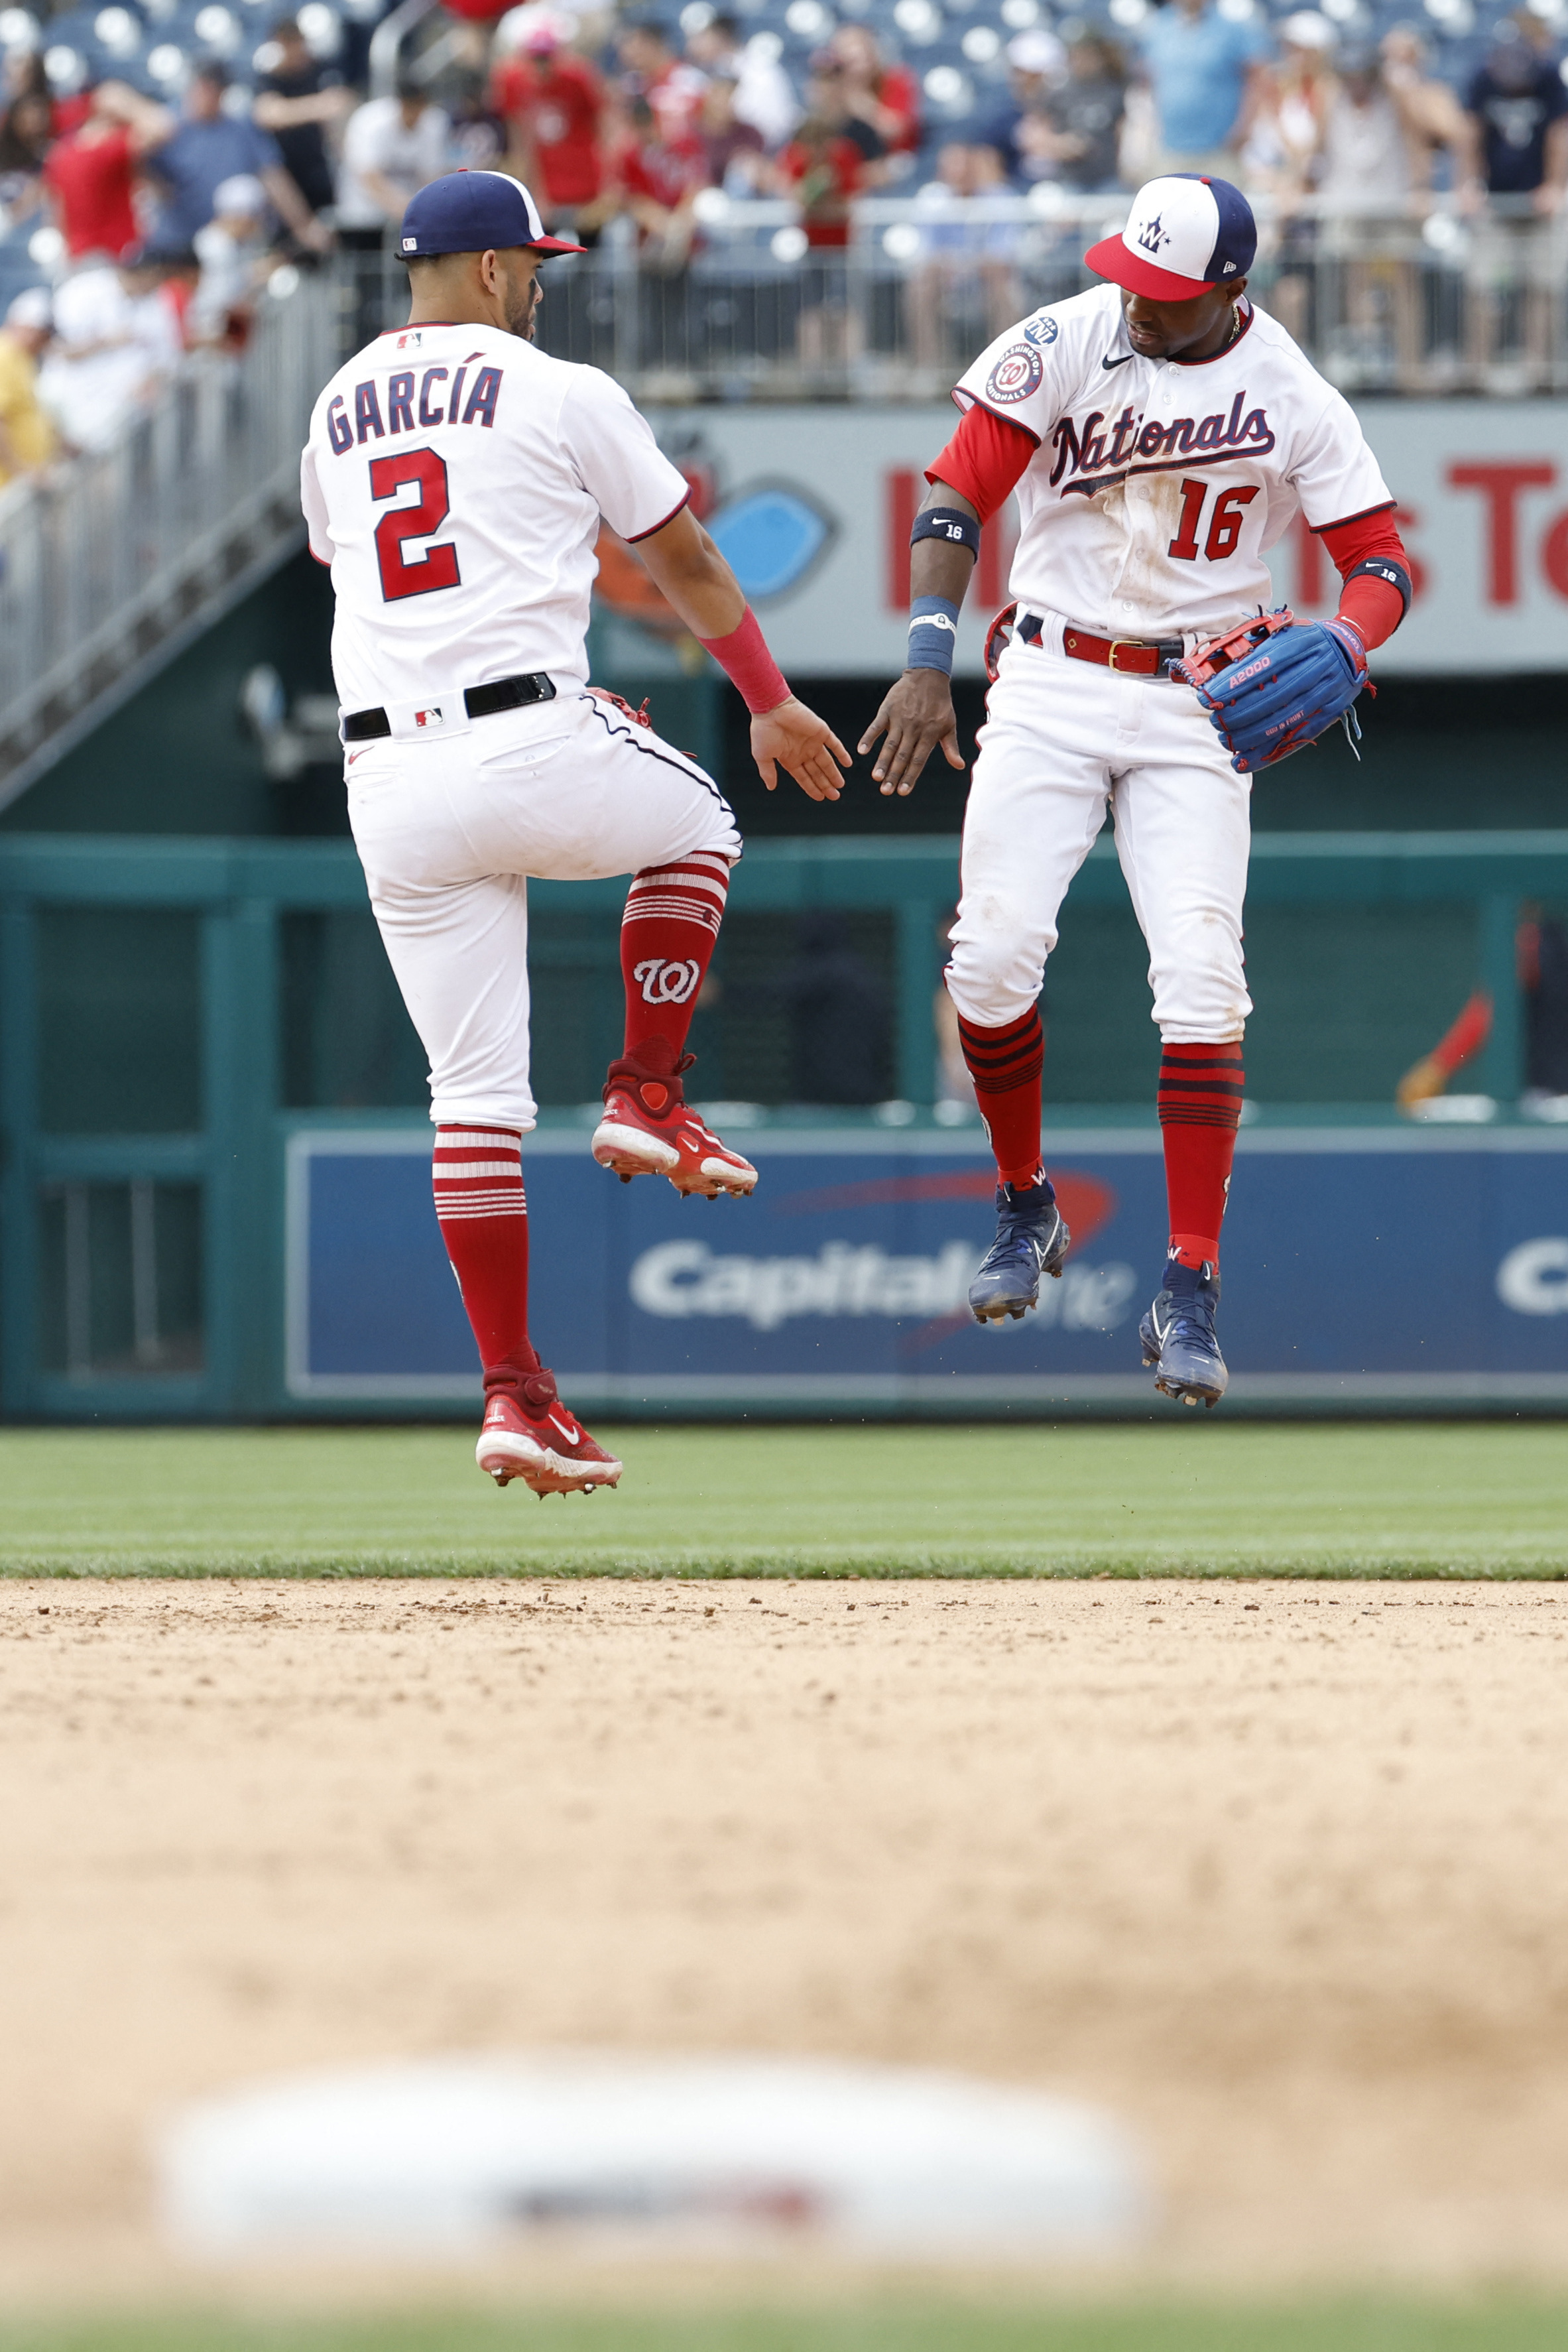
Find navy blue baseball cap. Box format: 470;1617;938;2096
398;170;586;260
1085;174;1255;300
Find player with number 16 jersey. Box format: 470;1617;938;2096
863;172;1413;1408
301;170;849;1497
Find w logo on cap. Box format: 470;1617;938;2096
1135;212;1169;255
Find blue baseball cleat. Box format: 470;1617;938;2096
1140;1256;1228;1407
968;1174;1071;1324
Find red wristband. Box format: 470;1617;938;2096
698;607;790;715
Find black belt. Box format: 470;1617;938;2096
341;672;556;741
1018;613;1185;678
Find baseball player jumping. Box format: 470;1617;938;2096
301;170;849;1495
862;175;1411;1406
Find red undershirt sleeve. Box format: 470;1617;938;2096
924;404;1038;527
1317;507;1410;652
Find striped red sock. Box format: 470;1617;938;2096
957;1005;1044;1188
621;851;731;1059
432;1126;537;1401
1158;1042;1244;1269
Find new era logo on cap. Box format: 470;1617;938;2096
1085;175;1256;302
398;170;586;261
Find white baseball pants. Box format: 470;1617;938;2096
945;619;1253;1044
345;689;741;1133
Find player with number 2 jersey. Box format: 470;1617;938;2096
861;174;1412;1407
300;170;849;1497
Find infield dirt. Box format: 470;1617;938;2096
5;1576;1568;2303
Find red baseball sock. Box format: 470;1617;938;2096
432;1125;538;1402
1158;1042;1244;1269
957;1005;1045;1189
620;850;731;1061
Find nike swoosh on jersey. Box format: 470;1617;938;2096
1101;351;1137;370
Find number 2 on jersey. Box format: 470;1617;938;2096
371;448;460;601
1167;478;1260;563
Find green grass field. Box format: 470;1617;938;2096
5;2303;1568;2352
1;1422;1563;1578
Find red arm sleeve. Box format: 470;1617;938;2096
924;403;1037;526
1318;507;1410;652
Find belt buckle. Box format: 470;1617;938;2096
1107;639;1148;674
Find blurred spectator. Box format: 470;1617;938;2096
190;174;271;350
611;92;706;264
42;80;166;265
684;10;800;148
1461;30;1567;382
1463;29;1567;215
617;17;707;145
803;48;887;178
829;25;920;166
776;111;867;367
1242;12;1336;196
37;253;182;454
1017;31;1126;194
977;28;1065;184
1379;23;1471;170
253;17;354;221
0;85;53;224
448;76;509;175
146;62;330;254
1136;0;1271;178
698;74;766;195
1397;916;1568;1111
491;19;605;231
337;80;452;247
908;142;1021;369
0;286;56;486
1314;43;1454;384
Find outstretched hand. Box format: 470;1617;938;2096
857;670;966;796
751;697;853;802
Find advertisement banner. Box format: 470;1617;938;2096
634;401;1568;677
286;1126;1568;1409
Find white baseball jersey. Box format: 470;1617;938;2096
953;282;1392;642
300;322;690;713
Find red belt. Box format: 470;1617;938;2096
1017;610;1184;676
1060;625;1185;676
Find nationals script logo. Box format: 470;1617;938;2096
1049;389;1278;496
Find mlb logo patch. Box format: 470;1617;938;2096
402;235;416;250
414;706;444;729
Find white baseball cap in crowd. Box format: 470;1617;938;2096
1281;11;1336;49
1084;173;1257;302
213;173;267;220
6;286;54;332
1006;27;1065;75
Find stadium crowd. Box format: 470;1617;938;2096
0;0;1565;473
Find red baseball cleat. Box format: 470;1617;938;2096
592;1044;758;1200
476;1371;623;1497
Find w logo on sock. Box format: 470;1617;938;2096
634;957;701;1006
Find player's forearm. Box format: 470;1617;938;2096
636;512;746;639
912;479;979;610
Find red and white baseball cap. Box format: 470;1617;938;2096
399;170;585;259
1085;174;1256;302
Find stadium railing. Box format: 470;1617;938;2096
347;192;1568;399
1;827;1563;1418
0;267;338;812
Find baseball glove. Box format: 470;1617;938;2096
1174;607;1371;774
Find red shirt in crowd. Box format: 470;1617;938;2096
615;129;709;216
489;52;604;208
874;63;921;153
43;125;139;260
778;134;866;247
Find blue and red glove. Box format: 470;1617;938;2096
1175;608;1371;774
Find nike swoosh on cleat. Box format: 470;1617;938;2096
1101;351;1137;369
